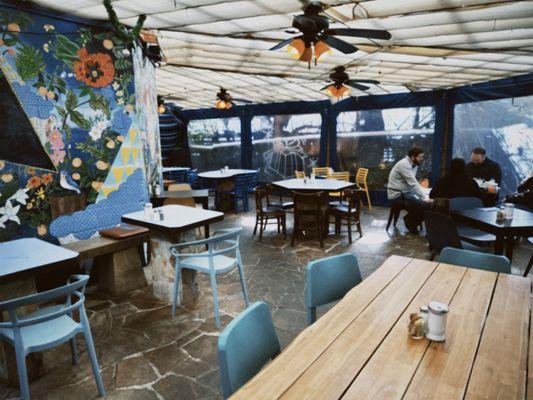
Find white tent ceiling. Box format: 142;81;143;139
32;0;533;109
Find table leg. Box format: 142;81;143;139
504;235;515;262
494;234;505;255
201;197;208;210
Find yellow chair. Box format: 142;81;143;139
168;183;192;191
295;171;306;179
312;167;332;176
327;171;350;201
356;168;371;209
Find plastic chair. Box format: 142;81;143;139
356;167;372;210
295;171;306;179
217;302;280;399
424;210;486;260
168;183;192;191
438;247;511;274
170;228;249;327
306;253;362;325
449;197;496;245
327;171;350;203
0;275;105;400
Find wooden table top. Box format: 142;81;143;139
272;178;355;192
453;207;533;235
0;238;79;279
232;255;531;399
198;169;257;179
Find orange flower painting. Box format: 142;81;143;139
42;173;54;185
27;176;42;189
74;48;115;88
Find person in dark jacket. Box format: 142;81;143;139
430;158;481;199
465;147;502;184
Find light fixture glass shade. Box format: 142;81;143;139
299;46;312;62
158;104;166;114
325;84;350;100
287;38;305;59
215;100;232;110
314;41;332;60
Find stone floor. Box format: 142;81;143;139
1;206;531;400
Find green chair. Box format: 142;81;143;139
0;275;105;400
306;253;363;325
438;247;511;274
217;302;280;399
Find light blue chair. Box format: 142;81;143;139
439;247;511;274
0;275;105;400
170;227;249;327
306;253;363;325
218;302;280;399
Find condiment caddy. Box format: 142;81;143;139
408;301;449;342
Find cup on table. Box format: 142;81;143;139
504;203;515;219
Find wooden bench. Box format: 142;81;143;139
63;231;150;296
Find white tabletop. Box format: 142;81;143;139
272;178;355;192
162;167;190;172
0;238;79;278
122;205;223;231
198;169;257;179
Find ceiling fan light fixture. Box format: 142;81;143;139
158;104;166;114
314;40;331;61
299;46;313;62
287;38;305;59
215;100;232;110
325;84;350;100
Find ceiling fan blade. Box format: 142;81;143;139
319;35;358;54
323;28;391;40
345;82;369;91
346;79;380;85
320;84;331;91
269;36;300;50
232;98;253;104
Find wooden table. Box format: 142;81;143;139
121;205;224;304
453;207;533;261
232;255;531;399
272;178;355;193
151;189;209;209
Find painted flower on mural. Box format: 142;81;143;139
0;200;21;225
9;188;29;205
74;48;115;88
27;176;42;189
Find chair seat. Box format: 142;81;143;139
461;240;488;253
260;208;286;217
180;253;238;273
457;225;496;243
269;201;294;210
328;205;357;215
0;305;81;353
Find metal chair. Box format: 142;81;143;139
326;189;363;243
438;247;511;274
356;167;372;210
0;275;105;400
170;228;249;327
217;302;280;399
449;197;496;245
306;253;362;325
254;188;286;240
424;210;486;260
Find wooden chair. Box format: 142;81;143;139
292;191;328;248
168;183;192;191
312;167;332;176
253;188;286;241
265;183;294;211
326;189;363;244
327;171;350;203
356;167;371;210
295;171;306;179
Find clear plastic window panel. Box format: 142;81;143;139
251;113;321;181
187;117;241;171
337;107;435;189
453;96;533;196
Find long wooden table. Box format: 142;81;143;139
232;255;531;399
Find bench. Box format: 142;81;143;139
63;230;150;296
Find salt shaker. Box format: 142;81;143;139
419;305;429;334
144;202;153;219
426;301;448;342
504;203;515;220
496;206;506;221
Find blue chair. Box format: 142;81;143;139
218;302;280;399
439;247;511;274
245;171;259;195
450;197;496;245
0;275;105;400
168;169;187;183
225;175;249;213
186;168;199;189
170;228;249;327
306;253;363;325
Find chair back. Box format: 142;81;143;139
201;177;217;190
168;183;192;191
312;167;332;176
167;169;187;183
0;275;89;329
356;168;369;186
295;171;306;179
449;196;483;211
424;210;463;252
345;189;363;216
306;253;362;312
438;247;510;274
254;187;267;213
233;175;248;194
328;171;349;181
164;197;196;208
218;302;280;398
186;169;199;189
245;171;259;193
293;191;327;215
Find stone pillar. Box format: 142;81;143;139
95;247;147;296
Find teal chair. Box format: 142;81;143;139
439;247;511;274
306;253;363;325
218;302;280;399
170;227;249;327
0;275;105;400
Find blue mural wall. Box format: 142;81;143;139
0;4;152;242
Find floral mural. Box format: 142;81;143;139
0;5;151;242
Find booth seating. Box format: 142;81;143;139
63;228;149;296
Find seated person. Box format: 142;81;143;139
465;147;502;185
430;158;481;199
387;146;432;234
505;173;533;210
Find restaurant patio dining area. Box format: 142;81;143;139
0;1;532;399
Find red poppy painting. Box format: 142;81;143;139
74;48;115;88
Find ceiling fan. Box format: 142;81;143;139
270;1;391;68
321;66;379;100
215;88;252;109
